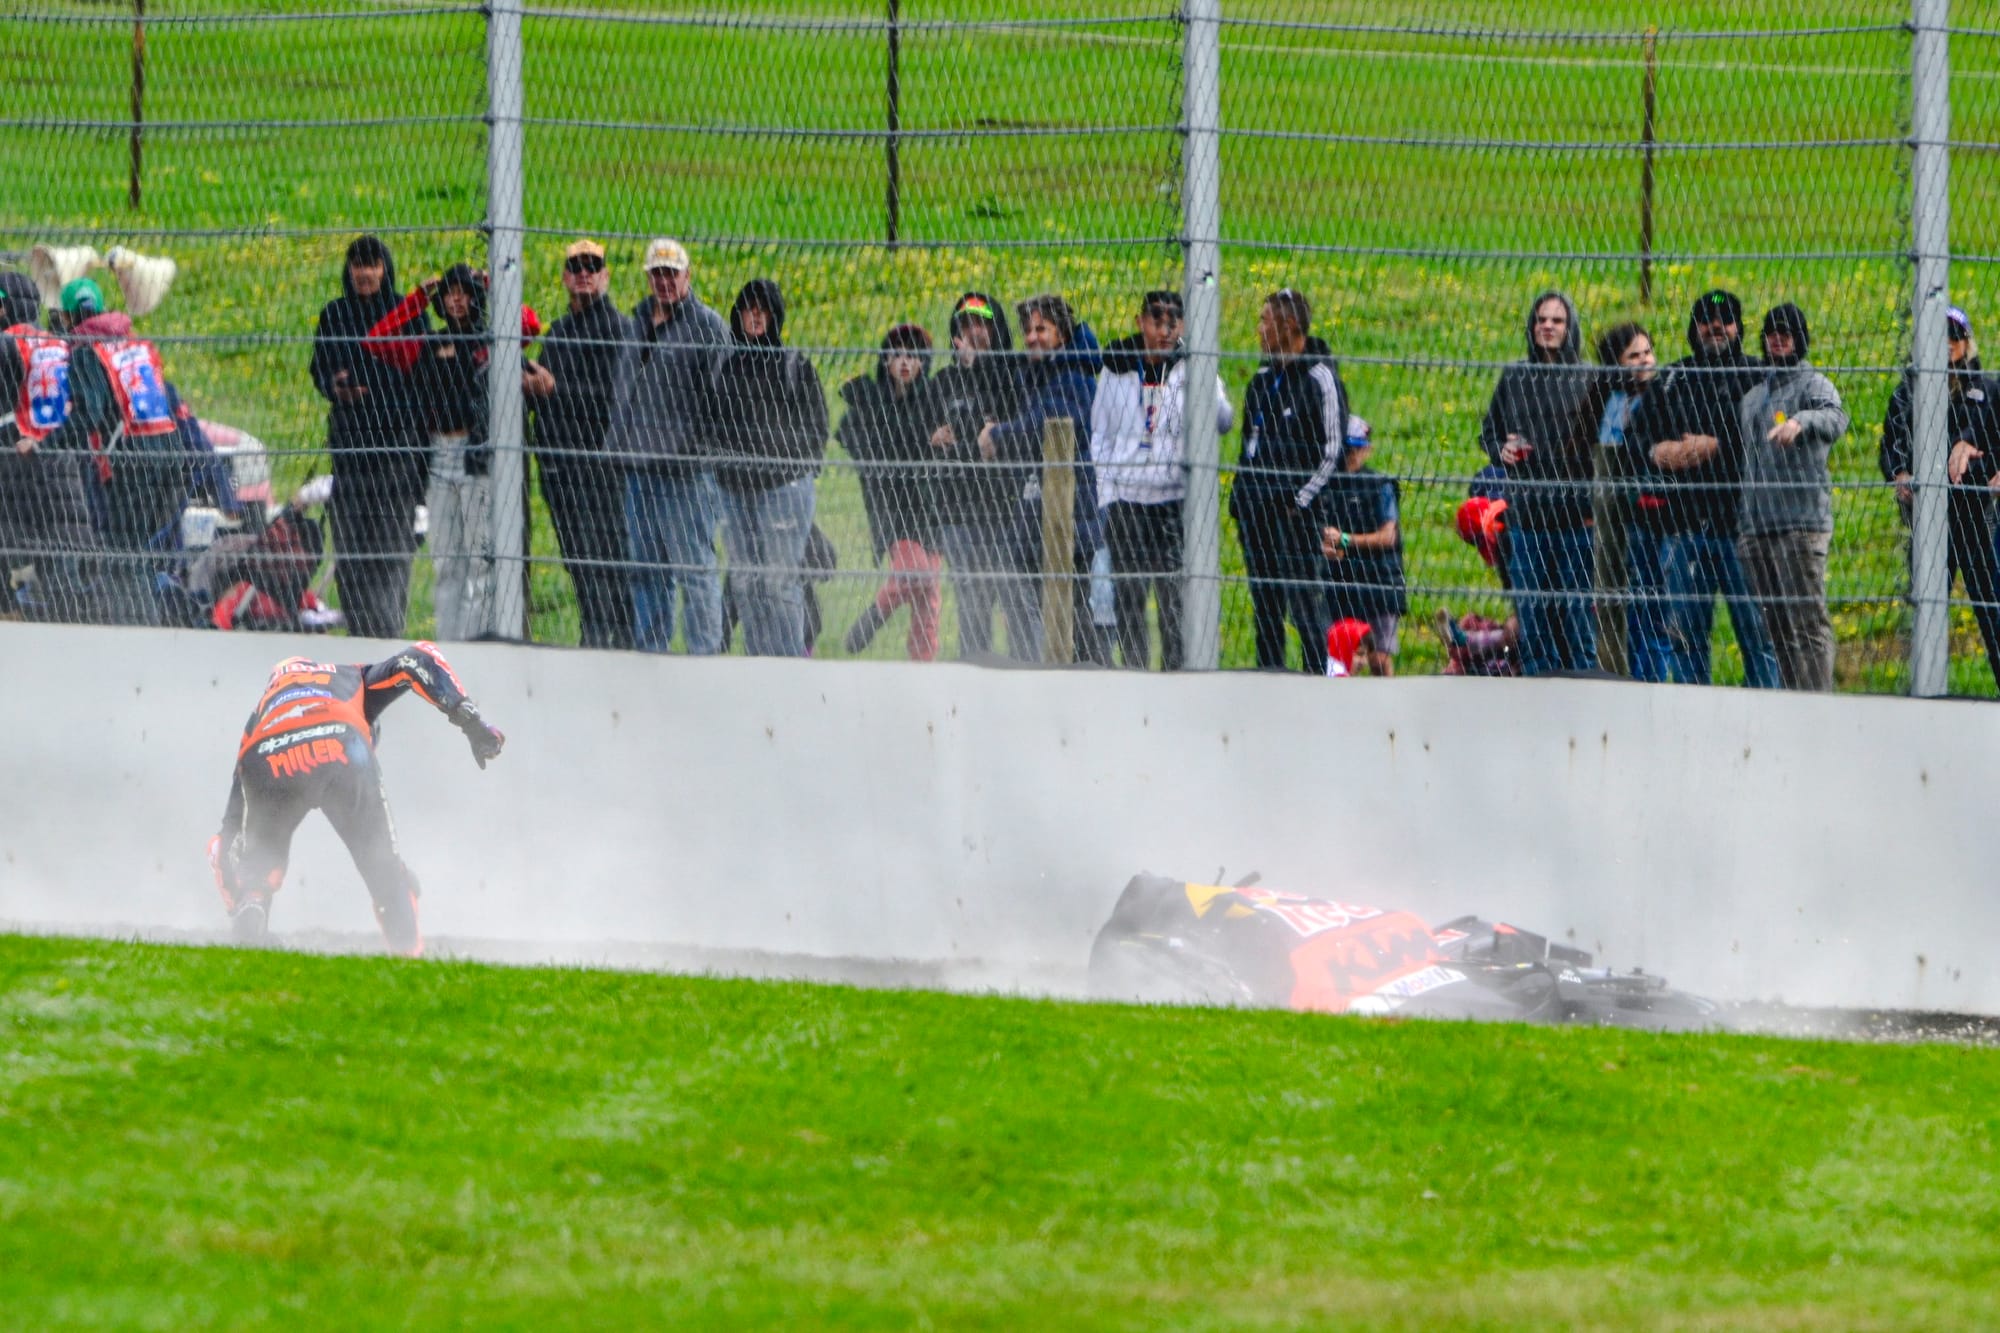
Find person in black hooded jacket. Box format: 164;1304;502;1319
1478;289;1597;675
310;236;425;640
524;240;635;650
837;322;945;659
704;278;827;656
1626;288;1779;688
928;291;1031;658
1878;304;2000;688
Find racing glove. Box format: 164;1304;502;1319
451;700;506;769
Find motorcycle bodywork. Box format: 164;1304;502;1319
1089;873;1721;1030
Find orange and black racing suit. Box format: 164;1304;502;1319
213;642;501;955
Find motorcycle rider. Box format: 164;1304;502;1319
209;641;506;956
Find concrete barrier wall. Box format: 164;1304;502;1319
3;622;1994;1012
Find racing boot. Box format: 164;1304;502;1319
231;895;271;947
373;889;424;959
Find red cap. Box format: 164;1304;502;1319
1454;496;1508;567
1326;618;1373;674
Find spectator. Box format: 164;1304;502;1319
979;292;1109;666
524;239;634;650
612;237;730;655
1738;303;1850;692
0;271;100;621
1629;289;1778;688
310;235;424;641
1581;321;1671;682
1454;466;1511;585
39;277;188;626
1433;608;1522;677
1091;289;1233;670
1231;288;1345;674
1878;304;2000;688
705;278;827;656
1479;289;1596;675
1318;415;1404;676
1324;617;1374;678
366;265;541;641
837;322;945;660
929;292;1032;659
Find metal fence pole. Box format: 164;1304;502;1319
487;0;528;640
1180;0;1223;671
1910;0;1951;696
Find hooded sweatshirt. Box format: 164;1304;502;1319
310;241;422;487
1878;352;1999;502
704;278;827;493
1091;333;1234;508
930;292;1024;528
534;283;631;468
1737;306;1849;537
1627;312;1763;537
985;319;1105;540
365;264;496;475
609;287;730;471
837;329;942;558
1478;290;1593;530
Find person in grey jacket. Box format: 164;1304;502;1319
1737;303;1850;691
611;238;731;654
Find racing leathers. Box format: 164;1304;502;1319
210;642;506;956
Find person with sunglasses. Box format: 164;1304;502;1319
1627;289;1779;688
523;240;634;649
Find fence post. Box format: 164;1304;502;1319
1041;417;1077;664
886;0;902;249
129;0;145;210
486;0;528;640
1638;25;1657;306
1910;0;1951;697
1180;0;1223;670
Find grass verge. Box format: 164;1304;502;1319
2;933;1997;1330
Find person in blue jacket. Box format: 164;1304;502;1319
978;293;1109;664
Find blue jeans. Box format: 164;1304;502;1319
1509;525;1597;676
1625;525;1671;684
625;467;723;655
719;475;816;657
1661;529;1779;688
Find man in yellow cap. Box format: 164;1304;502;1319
523;240;634;648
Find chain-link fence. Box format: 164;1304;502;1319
2;2;1993;695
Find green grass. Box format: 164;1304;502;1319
3;933;1998;1329
4;2;1996;686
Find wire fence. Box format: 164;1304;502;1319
1;2;1994;694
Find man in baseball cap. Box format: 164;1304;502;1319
523;237;635;648
1879;300;2000;686
614;236;732;654
1625;287;1780;688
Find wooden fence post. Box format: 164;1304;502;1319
1040;417;1076;664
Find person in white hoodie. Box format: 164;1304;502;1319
1090;290;1232;669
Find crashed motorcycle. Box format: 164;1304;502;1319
1089;872;1723;1030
